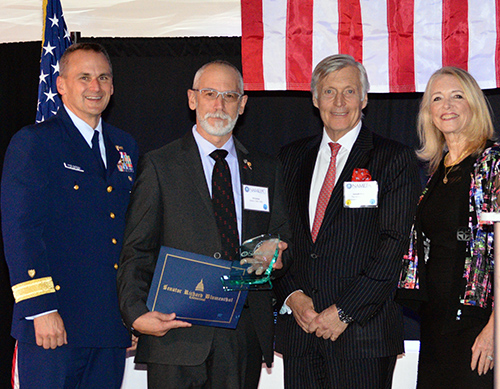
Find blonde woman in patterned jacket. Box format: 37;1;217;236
399;66;496;388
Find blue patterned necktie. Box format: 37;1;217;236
91;130;106;176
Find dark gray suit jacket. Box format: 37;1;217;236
117;130;290;367
275;126;420;359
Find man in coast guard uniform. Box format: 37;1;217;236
117;60;290;388
1;43;138;388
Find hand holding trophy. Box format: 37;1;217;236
221;234;280;291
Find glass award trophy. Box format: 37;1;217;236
221;234;280;291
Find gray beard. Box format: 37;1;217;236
198;112;238;137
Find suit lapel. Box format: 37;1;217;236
179;131;214;216
298;139;321;237
234;137;251;240
314;126;373;242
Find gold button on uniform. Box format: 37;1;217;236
114;263;119;270
110;212;115;219
112;238;117;244
107;186;113;193
74;185;79;190
55;285;61;291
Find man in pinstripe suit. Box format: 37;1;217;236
275;54;420;388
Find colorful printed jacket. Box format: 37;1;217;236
399;145;500;309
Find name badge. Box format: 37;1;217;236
343;181;378;208
63;162;84;173
242;185;270;212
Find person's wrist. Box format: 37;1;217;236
287;290;304;308
337;306;354;324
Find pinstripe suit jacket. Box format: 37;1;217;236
275;126;420;359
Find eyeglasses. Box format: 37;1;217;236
192;88;243;103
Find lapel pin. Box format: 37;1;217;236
243;159;252;170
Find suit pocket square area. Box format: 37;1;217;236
352;168;371;181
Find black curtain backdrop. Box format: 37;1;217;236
2;36;500;385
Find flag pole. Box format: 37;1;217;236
480;212;499;388
495;221;499;389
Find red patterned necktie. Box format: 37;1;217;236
210;149;239;261
311;142;341;242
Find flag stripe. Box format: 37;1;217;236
414;0;442;91
312;0;339;73
242;0;500;92
387;0;415;92
12;341;18;389
442;0;469;69
468;0;497;89
338;0;363;62
360;0;389;93
286;0;314;90
262;0;288;90
241;0;265;90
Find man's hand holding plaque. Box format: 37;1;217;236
221;234;287;291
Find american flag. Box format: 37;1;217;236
241;0;500;93
36;0;72;123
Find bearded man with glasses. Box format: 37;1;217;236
117;60;290;388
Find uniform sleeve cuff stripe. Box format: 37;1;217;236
11;277;56;303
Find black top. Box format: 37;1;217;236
420;155;474;307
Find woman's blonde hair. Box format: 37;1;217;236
417;66;494;174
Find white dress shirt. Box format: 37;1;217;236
308;122;362;229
